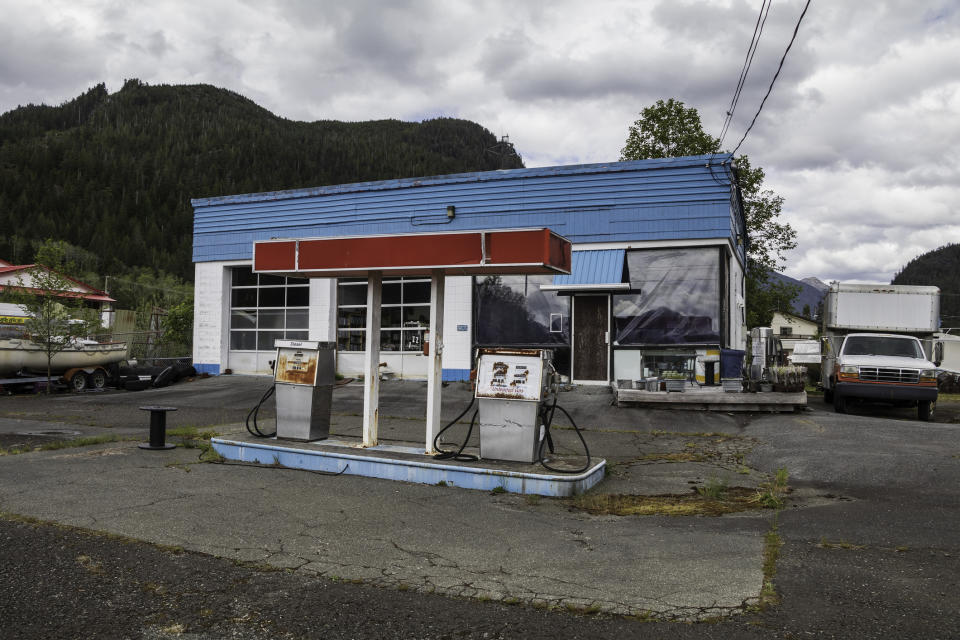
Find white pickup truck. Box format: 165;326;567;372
823;332;940;420
820;283;943;421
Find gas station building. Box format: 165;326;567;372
191;153;747;386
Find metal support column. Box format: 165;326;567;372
425;270;445;453
362;271;382;447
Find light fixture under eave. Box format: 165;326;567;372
446;205;456;219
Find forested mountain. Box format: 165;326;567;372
892;243;960;328
0;80;523;281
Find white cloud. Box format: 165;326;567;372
1;0;959;283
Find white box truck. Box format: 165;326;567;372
821;283;943;421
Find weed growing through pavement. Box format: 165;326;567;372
751;467;789;509
167;426;222;462
697;476;728;499
490;485;507;495
758;526;783;608
818;538;866;550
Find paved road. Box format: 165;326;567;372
1;376;958;638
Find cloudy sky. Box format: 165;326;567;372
2;0;958;283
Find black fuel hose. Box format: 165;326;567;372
538;403;591;474
432;396;480;461
246;384;277;437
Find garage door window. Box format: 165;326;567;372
229;266;310;351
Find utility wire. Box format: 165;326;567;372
718;0;772;147
731;0;812;156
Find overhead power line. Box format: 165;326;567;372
730;0;812;156
718;0;772;148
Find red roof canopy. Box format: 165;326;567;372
253;228;571;278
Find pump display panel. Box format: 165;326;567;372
274;339;323;386
475;352;545;402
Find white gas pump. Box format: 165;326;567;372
474;348;555;463
273;339;335;441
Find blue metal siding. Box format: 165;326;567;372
193;155;742;263
553;250;625;286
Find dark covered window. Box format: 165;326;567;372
474;275;570;346
613;248;721;345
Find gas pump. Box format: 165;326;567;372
432;347;590;471
474;348;554;463
273;339;335;441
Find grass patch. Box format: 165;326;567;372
818;538;866;550
490;485;507;495
649;430;729;437
569;488;764;517
0;434;128;456
638;452;707;463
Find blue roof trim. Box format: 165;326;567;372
192;153;746;266
191;154;734;207
553;250;626;286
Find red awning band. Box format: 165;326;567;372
253;228;571;277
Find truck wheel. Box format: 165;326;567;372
89;369;108;390
918;400;935;422
823;388;834;404
834;393;847;414
70;372;89;392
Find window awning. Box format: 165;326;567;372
541;249;629;295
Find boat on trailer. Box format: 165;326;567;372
0;337;128;388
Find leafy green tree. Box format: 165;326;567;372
620;98;799;327
1;265;98;392
160;296;194;353
621;99;721;159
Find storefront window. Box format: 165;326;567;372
336;277;430;352
474;275;570;346
229;266;310;351
613;248;720;345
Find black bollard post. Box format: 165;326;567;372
138;406;178;450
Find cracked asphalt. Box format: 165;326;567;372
1;376;959;638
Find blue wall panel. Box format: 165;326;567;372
193;155;745;264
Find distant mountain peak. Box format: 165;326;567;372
801;277;830;292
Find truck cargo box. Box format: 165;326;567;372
824;283;939;333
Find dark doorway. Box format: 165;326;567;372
573;296;608;381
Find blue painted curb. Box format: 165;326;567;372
211;438;605;497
